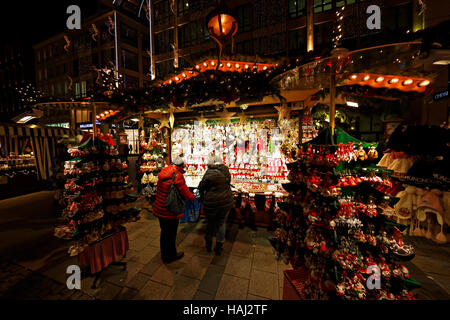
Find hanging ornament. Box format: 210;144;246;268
207;1;238;69
275;104;291;121
63;35;71;52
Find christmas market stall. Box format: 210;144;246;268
0;123;82;199
270;42;449;300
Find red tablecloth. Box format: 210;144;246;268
283;268;309;300
78;228;129;274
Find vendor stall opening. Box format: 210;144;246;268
0;123;82;181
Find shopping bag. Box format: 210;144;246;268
165;172;186;214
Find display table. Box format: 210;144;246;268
283;268;309;300
78;228;129;275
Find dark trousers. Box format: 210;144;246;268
158;217;179;261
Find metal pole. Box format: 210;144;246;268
330;57;336;140
92;103;97;140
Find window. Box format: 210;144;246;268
314;0;332;13
179;20;207;48
314;22;334;47
73;60;79;77
102;48;115;67
120;23;138;47
154;0;172;25
236;4;251;33
123;75;139;89
74;82;80;98
81;81;87;97
336;0;356;7
155;29;174;54
142;34;150;52
121;50;139;72
288;0;306;19
384;3;412;33
178;0;190;16
156;59;175;79
288;28;306;53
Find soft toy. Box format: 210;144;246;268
356;144;368;161
394;186;416;227
367;145;378;160
416;189;446;244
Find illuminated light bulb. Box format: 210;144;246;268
203;62;208;67
375;76;384;83
226;63;231;68
388;78;399;84
418;80;430;87
100;113;104;117
168;80;173;84
235;64;240;69
104;111;109;114
363;75;370;81
211;61;216;66
245;64;249;69
195;65;200;69
96;115;100;119
175;76;180;81
219;63;223;67
263;66;268;70
182;73;187;78
350;74;358;80
402;79;413;86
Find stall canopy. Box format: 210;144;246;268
0;123;83;180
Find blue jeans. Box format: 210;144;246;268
205;208;230;243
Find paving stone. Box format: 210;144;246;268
247;294;269;300
230;241;254;258
224;254;252;279
136;280;171;300
130;245;159;265
69;290;85;300
151;260;187;286
211;253;230;267
125;272;152;291
166;275;201;300
215;274;249;300
114;287;139;300
198;264;225;295
248;269;279;300
252;252;278;274
93;281;123;300
103;261;144;287
193;290;214;300
128;238;149;251
140;256;165;277
182;255;213;280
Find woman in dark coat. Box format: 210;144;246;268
198;156;234;255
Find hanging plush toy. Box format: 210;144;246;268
394;186;416;229
367;145;378;160
416;189;446;244
356;143;368;161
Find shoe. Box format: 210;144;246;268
205;238;212;252
214;242;223;256
163;252;184;264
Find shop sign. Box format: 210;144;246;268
434;90;448;101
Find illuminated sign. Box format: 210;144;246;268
434;90;448;101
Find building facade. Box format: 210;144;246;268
0;42;35;119
151;0;439;79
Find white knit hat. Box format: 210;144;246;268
207;155;223;165
173;156;185;166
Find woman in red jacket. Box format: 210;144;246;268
153;156;195;263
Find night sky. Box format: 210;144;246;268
1;0;100;45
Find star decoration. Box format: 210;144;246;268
239;112;248;123
216;110;236;124
275;104;291;121
196;113;207;126
159;114;170;128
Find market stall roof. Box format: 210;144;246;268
272;42;434;94
162;59;278;85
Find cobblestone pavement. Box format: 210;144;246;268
0;191;449;300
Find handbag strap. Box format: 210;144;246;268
171;171;178;184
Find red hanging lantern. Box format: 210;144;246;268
207;1;238;69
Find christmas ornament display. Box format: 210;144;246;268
272;127;421;300
54;135;140;256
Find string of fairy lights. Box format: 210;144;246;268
15;84;43;104
333;5;345;49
